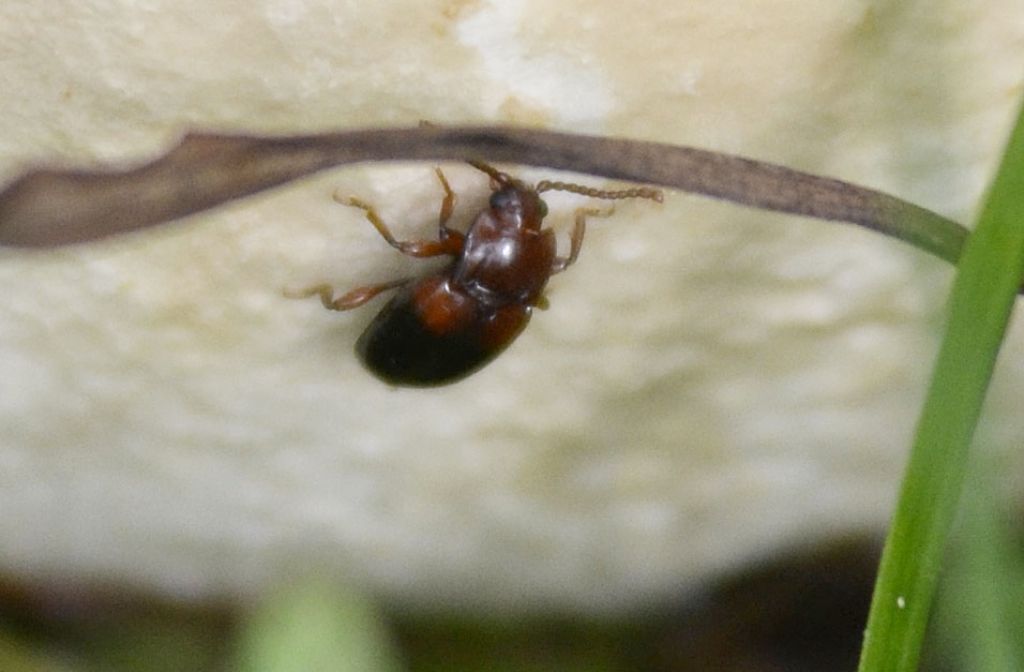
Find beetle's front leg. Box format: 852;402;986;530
433;168;465;247
551;206;614;273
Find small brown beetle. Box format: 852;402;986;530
289;162;662;386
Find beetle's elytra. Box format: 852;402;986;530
288;162;662;387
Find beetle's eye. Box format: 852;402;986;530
490;189;514;211
537;199;548;218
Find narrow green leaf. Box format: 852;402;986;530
857;96;1024;672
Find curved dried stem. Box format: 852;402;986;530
0;125;967;268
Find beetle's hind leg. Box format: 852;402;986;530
284;278;411;311
551;206;615;273
335;192;462;257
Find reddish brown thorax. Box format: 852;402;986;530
453;183;556;308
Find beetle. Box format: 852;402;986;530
288;161;663;386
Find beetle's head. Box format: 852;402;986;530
488;182;548;230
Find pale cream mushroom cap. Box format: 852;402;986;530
1;1;1022;614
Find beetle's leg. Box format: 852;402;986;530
433;168;465;246
551;206;614;273
337;193;462;257
284;279;411;311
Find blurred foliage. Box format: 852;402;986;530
0;538;890;672
0;516;1020;672
931;468;1024;671
236;580;401;672
0;631;63;672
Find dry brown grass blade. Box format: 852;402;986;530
0;125;967;263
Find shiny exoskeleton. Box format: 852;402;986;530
289;162;662;386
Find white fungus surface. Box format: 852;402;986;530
0;0;1023;614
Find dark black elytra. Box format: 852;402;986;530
354;278;508;385
288;162;662;387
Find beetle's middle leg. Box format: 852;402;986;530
336;192;462;258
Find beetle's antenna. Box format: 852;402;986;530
536;180;664;203
467;160;512;186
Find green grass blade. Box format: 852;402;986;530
857;95;1024;672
